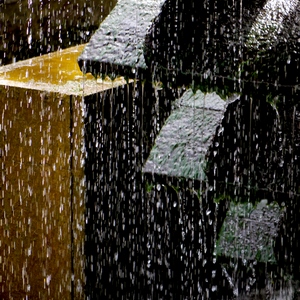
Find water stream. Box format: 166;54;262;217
1;0;300;299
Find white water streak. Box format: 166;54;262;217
247;0;298;48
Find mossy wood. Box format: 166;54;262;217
143;89;227;180
78;0;165;78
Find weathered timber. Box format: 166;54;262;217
78;0;165;78
0;45;128;299
143;89;226;180
145;0;300;101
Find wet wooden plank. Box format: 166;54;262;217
78;0;165;77
0;45;128;96
143;89;226;180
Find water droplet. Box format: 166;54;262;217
46;275;51;286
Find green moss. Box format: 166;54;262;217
216;200;280;263
214;194;232;204
169;184;180;195
145;181;155;193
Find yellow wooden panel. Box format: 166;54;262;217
0;87;84;299
0;45;130;96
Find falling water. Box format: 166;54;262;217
1;0;300;299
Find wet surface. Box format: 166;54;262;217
80;0;300;298
0;88;84;299
0;45;129;95
78;0;165;77
217;200;281;264
143;89;227;180
145;0;300;100
2;0;300;298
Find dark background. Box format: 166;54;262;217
0;0;118;65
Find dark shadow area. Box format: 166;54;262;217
83;80;179;298
144;0;269;95
82;0;300;298
0;0;118;65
